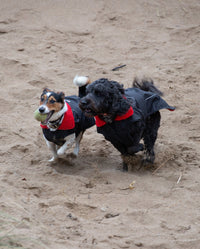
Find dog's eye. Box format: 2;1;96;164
41;97;44;102
49;99;55;104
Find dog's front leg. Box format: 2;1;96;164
44;138;58;162
57;133;76;156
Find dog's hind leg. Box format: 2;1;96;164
73;131;84;156
143;111;161;164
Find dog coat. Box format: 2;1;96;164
41;96;95;146
96;88;175;155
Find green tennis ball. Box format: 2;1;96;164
34;109;48;122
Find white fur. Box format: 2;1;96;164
73;75;90;87
38;104;50;114
38;92;52;114
45;132;83;162
44;136;58;162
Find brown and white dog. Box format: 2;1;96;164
36;76;95;162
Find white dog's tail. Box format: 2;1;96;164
73;75;90;87
73;75;91;98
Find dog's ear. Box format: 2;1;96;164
57;92;65;103
43;88;51;93
108;81;125;95
109;81;130;115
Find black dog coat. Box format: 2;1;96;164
95;88;175;155
41;96;95;146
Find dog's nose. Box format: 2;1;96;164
39;106;45;113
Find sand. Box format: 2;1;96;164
0;0;200;248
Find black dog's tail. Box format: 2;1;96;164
73;75;91;98
133;77;163;96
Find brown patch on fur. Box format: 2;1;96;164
48;96;56;103
40;91;64;112
40;94;47;105
87;78;91;84
46;96;63;112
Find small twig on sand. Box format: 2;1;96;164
112;64;126;71
177;173;182;184
152;156;173;175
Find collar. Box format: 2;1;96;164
40;102;75;131
46;115;64;130
95;106;134;127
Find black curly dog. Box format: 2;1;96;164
79;78;175;171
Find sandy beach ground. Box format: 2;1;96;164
0;0;200;248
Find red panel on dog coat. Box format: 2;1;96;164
95;106;134;127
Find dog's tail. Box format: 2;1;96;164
73;75;91;98
133;77;163;96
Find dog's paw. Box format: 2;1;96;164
57;147;65;156
48;156;58;162
142;151;155;165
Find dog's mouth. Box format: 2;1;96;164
41;111;54;125
79;97;101;117
83;108;96;117
79;102;95;117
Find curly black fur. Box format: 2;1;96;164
81;78;130;121
79;77;174;171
